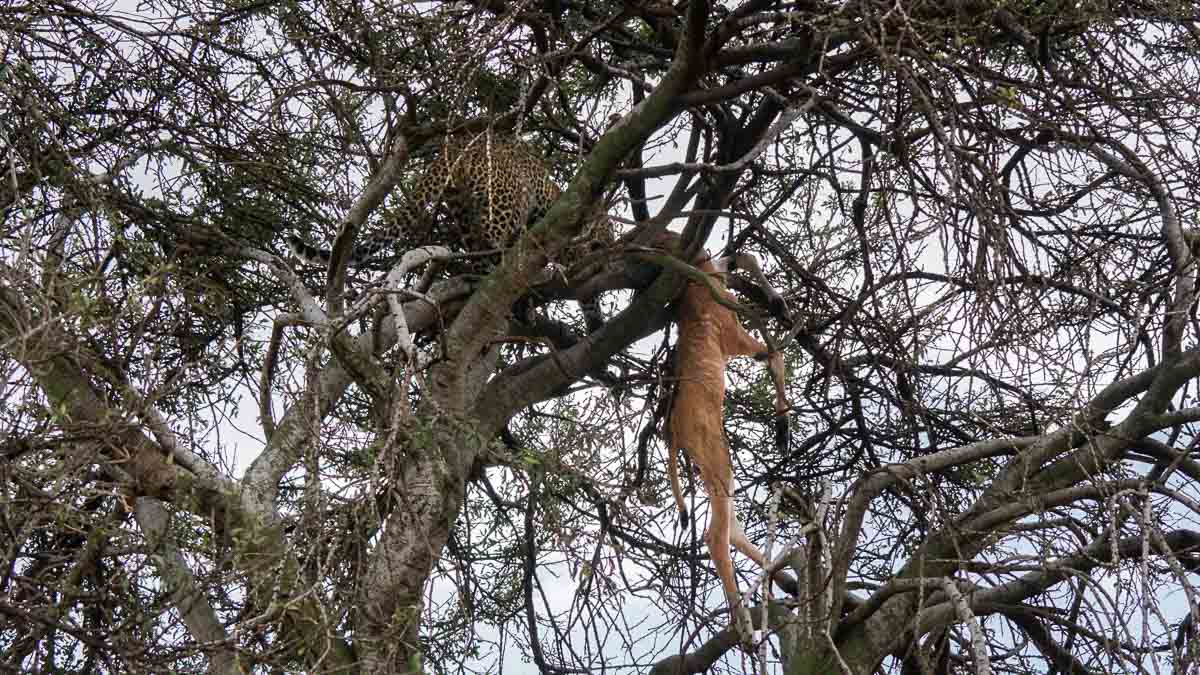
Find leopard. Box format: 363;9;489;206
287;133;615;329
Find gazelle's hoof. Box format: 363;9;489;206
734;606;755;648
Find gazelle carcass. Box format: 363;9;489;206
657;233;790;637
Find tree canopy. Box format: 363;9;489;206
5;0;1200;672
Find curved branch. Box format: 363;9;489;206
913;529;1200;638
324;133;410;317
1002;609;1097;675
1058;132;1193;359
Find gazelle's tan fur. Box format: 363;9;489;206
660;235;789;635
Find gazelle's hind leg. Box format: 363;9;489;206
705;485;755;642
705;466;758;643
731;509;767;568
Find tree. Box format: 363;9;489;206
4;0;1200;672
